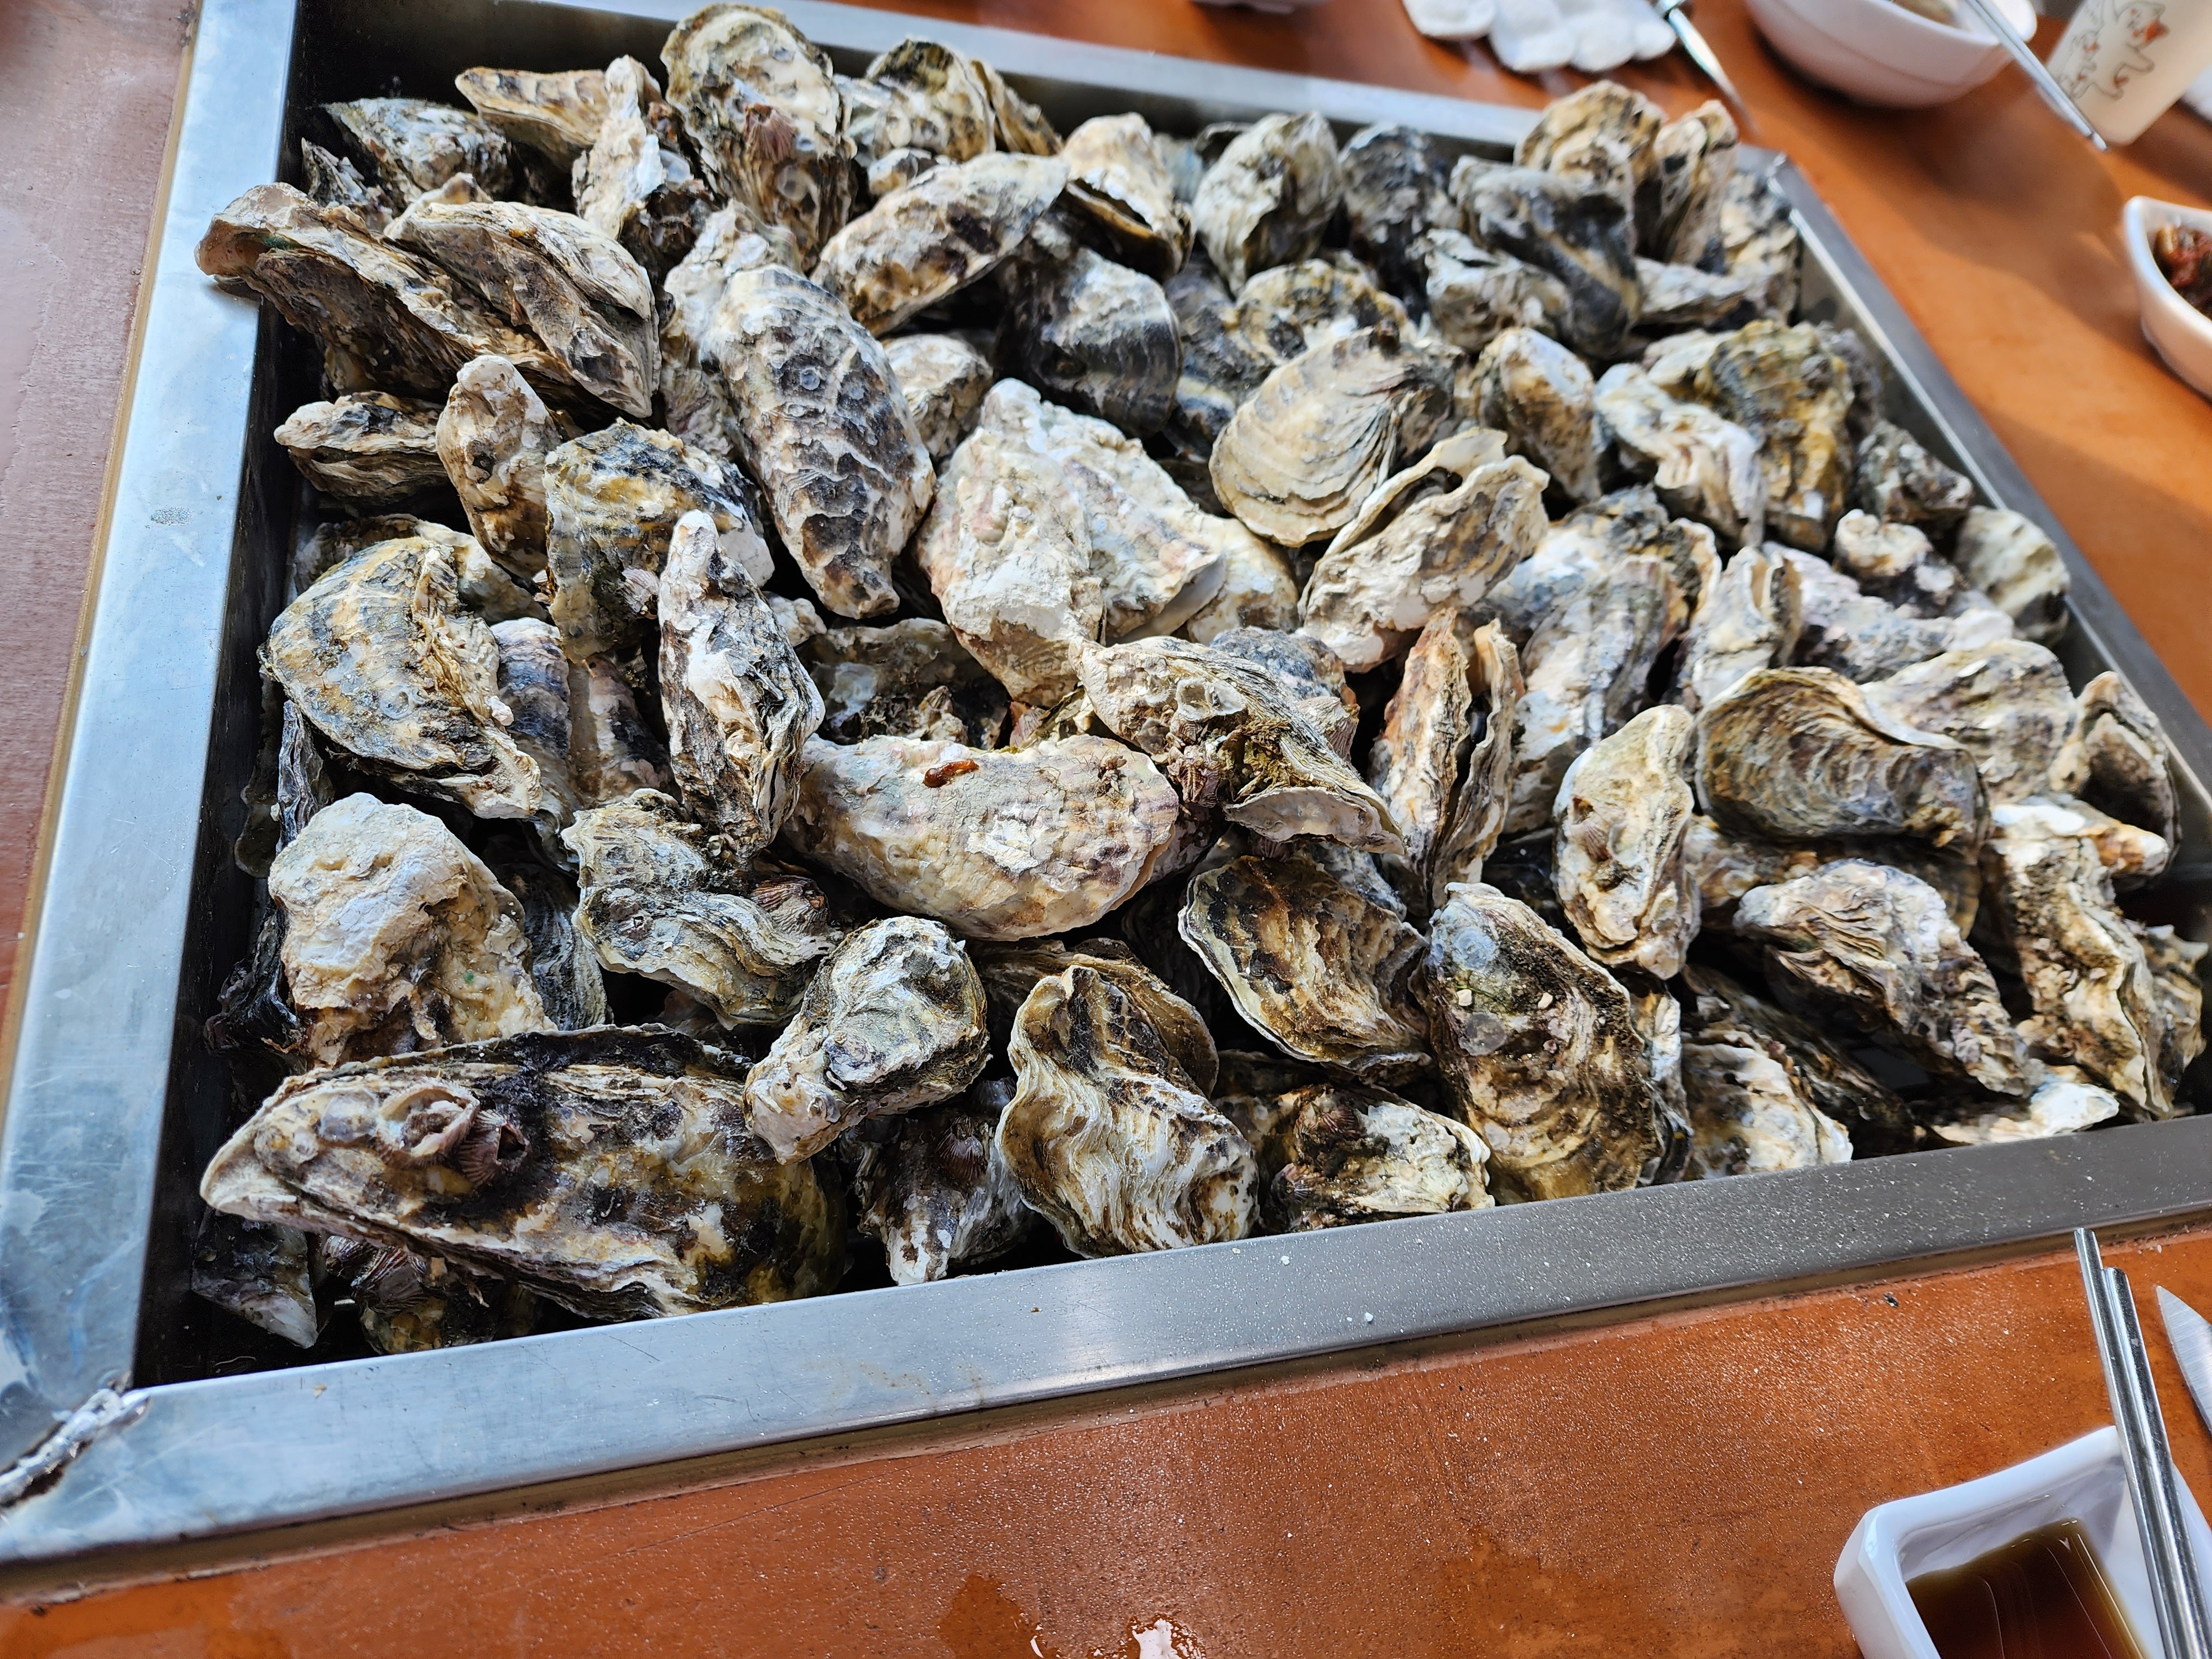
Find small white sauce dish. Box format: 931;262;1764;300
1835;1425;2212;1659
2125;196;2212;405
1746;0;2036;107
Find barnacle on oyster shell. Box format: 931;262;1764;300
883;332;993;463
325;97;512;204
275;392;445;505
1689;321;1854;551
1339;125;1457;306
1473;326;1600;503
1674;544;1802;713
975;940;1219;1095
1553;705;1699;980
1860;640;2075;806
1593;364;1766;549
436;354;561;581
202;1026;843;1319
1460;164;1640;358
851;1080;1035;1285
998;218;1182;436
1191;112;1343;291
453;66;608;169
2051;670;2178;848
1060;113;1192;276
1263;1083;1492;1231
802;617;1008;748
1953;507;2069;646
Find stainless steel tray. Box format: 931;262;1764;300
3;0;2208;1569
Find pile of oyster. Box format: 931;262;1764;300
189;12;2203;1359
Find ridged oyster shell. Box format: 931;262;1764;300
2052;670;2178;848
1682;962;1908;1143
1261;1083;1491;1231
572;57;712;284
1594;364;1766;548
1785;550;2012;684
998;217;1182;436
883;332;993;462
325;97;512;204
1472;326;1600;504
1689;321;1854;551
1859;640;2075;807
1681;1025;1853;1178
851;1079;1034;1284
1853;420;1973;537
436;354;561;580
1674;545;1802;713
1553;704;1700;979
803;617;1008;748
842;38;996;181
1339;124;1457;306
1061;113;1192;276
1953;507;2069;646
1192;112;1344;291
1459;164;1640;358
453;66;608;169
1204;627;1360;761
1514;81;1664;226
275;392;445;504
975;939;1219;1095
1417;228;1569;358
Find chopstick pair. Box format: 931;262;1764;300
2077;1228;2212;1659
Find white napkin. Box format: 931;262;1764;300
1489;0;1580;71
2184;62;2212;122
1404;0;1500;40
1403;0;1673;70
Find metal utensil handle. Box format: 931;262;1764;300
1950;0;2110;150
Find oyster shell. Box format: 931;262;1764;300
1417;883;1662;1201
1460;165;1640;358
202;1026;843;1319
435;354;560;581
564;790;841;1027
1079;637;1401;852
997;220;1182;436
1417;229;1569;358
190;1214;319;1348
1635;257;1755;332
1478;483;1698;640
1953;507;2069;646
325;97;512;204
1472;326;1600;503
1860;640;2075;806
815;153;1068;335
453;66;607;169
1594;364;1766;548
1191;112;1344;291
1339;125;1457;305
1929;1069;2122;1146
572;56;711;283
268;794;549;1068
998;966;1256;1255
1684;812;1984;935
302;141;392;233
1734;860;2030;1094
1204;627;1360;760
1061;113;1192;276
1181;848;1431;1082
1553;704;1700;979
1515;80;1662;213
660;4;851;264
1674;544;1802;713
782;734;1180;940
659;511;824;856
1718;168;1799;320
850;1079;1034;1284
973;58;1060;156
1178;534;1302;641
703;263;935;619
568;651;671;805
1265;1083;1493;1231
1784;550;2012;684
1648;102;1738;268
1695;667;1989;851
492;617;582;817
656;207;796;462
1681;1027;1853;1177
1829;513;2000;630
1210;325;1455;546
2135;922;2208;1102
1395;617;1524;910
802;617;1008;748
975;940;1219;1094
2051;670;2178;847
488;843;608;1031
321;1237;537;1355
384;196;658;418
274;392;445;505
1689;321;1854;552
843;39;996;179
1853;420;1974;538
743;916;989;1162
1682;962;1909;1141
883;332;994;462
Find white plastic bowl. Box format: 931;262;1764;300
2125;196;2212;405
1835;1426;2212;1659
1746;0;2037;107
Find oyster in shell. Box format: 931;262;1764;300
1472;326;1600;503
302;141;392;232
488;844;608;1031
1079;637;1401;852
1953;507;2069;646
321;1237;536;1355
1674;544;1802;713
1417;883;1662;1201
453;66;607;169
1417;229;1569;358
1681;1027;1853;1177
1718;168;1799;320
2051;671;2178;847
1689;321;1854;552
565;790;841;1027
1339;124;1457;305
1181;848;1430;1082
269;794;549;1068
973;58;1060;156
743;917;988;1162
998;966;1256;1255
190;1214;319;1348
1635;258;1756;332
660;512;824;857
1695;668;1989;851
704;263;935;620
1210;324;1455;546
492;618;581;818
782;734;1180;940
572;56;712;283
1553;704;1700;979
842;39;995;179
1513;80;1665;225
1929;1068;2122;1146
998;221;1182;436
815;153;1068;335
385;196;658;418
1061;113;1192;276
202;1026;843;1319
1785;550;2012;684
1648;102;1737;268
803;617;1008;748
1860;640;2075;806
850;1079;1034;1284
2134;922;2208;1102
1853;421;1974;538
656;207;795;461
1734;860;2030;1094
883;332;993;463
1178;534;1302;641
325;97;512;204
1682;962;1909;1141
264;533;546;820
435;354;561;580
1191;112;1344;291
1593;364;1766;549
274;393;445;505
1265;1083;1492;1231
975;940;1219;1095
1460;165;1640;358
660;4;851;264
1204;626;1359;761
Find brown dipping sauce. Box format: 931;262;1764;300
1907;1520;2146;1659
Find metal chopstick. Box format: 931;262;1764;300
2078;1228;2212;1659
1950;0;2110;150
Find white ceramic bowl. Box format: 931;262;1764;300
1835;1425;2212;1659
1746;0;2036;107
2126;196;2212;405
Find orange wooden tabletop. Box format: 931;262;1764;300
6;0;2212;1652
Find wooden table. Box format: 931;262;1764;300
4;0;2212;1651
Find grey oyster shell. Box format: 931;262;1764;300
1648;102;1738;268
1553;704;1700;980
1718;168;1800;320
263;533;547;820
1178;533;1302;642
883;332;994;462
998;966;1257;1255
1417;883;1663;1202
743;916;989;1161
975;939;1219;1095
564;790;841;1027
301;141;392;233
802;617;1008;748
1460;165;1640;358
658;208;796;462
453;66;608;168
572;57;712;284
1674;544;1802;714
2052;671;2178;847
1853;421;1974;538
190;1213;320;1348
201;1026;844;1320
842;39;996;179
1180;848;1431;1083
1636;258;1756;332
569;650;672;806
325;97;512;204
490;847;609;1032
703;263;935;620
851;1080;1035;1285
1860;640;2075;806
268;794;550;1068
1472;326;1600;503
1513;80;1665;226
659;511;825;857
385;196;659;418
1263;1083;1492;1231
1209;325;1456;547
435;354;560;581
1784;550;2013;684
1953;507;2069;646
1733;860;2030;1095
1191;112;1344;291
814;153;1068;335
1695;667;1990;852
997;220;1182;436
972;57;1061;156
544;420;766;662
1339;125;1457;305
1829;513;2003;628
2135;922;2208;1103
1417;228;1568;358
1682;962;1908;1141
1060;113;1192;276
1204;626;1360;761
1681;1027;1853;1177
1688;321;1853;551
1685;812;1984;935
782;734;1181;940
1594;364;1766;549
493;618;583;819
274;392;445;504
1079;637;1402;853
660;4;852;264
